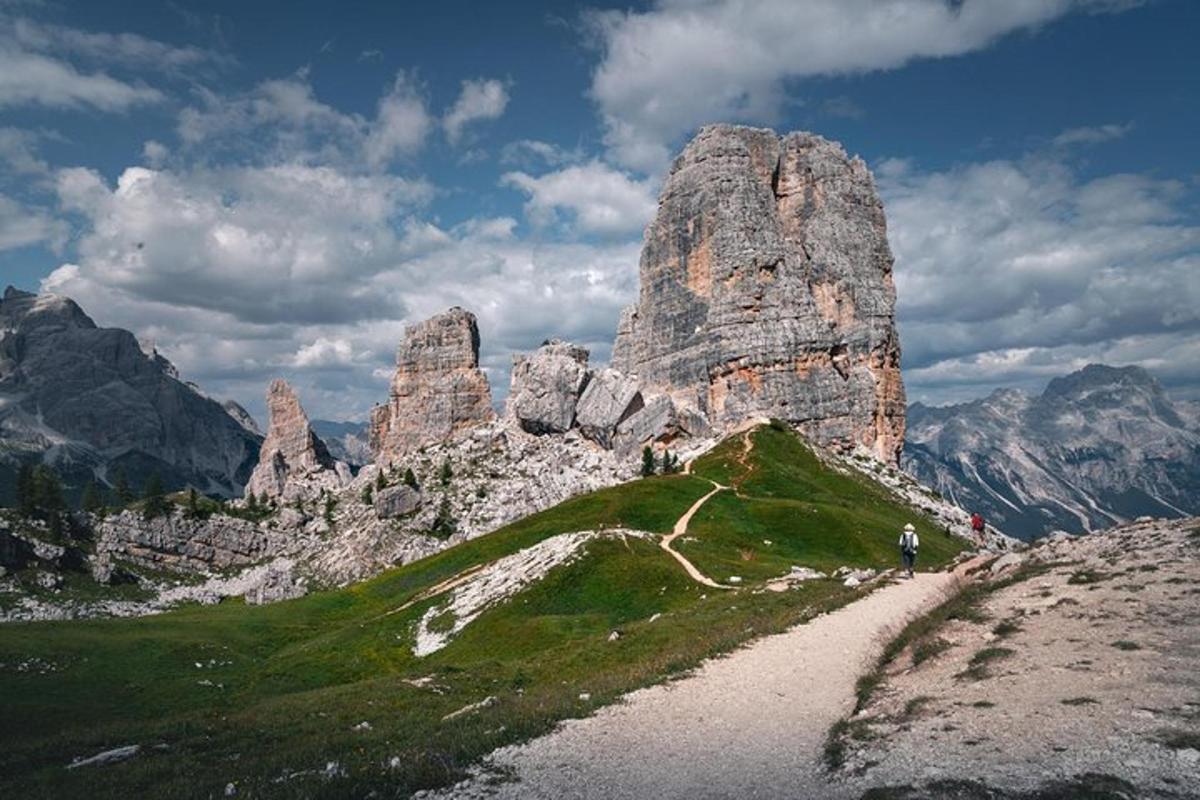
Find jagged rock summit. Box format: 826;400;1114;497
612;125;906;463
245;379;349;499
369;308;495;464
0;285;260;498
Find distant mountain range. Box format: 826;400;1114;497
904;364;1200;539
311;420;370;466
0;286;261;502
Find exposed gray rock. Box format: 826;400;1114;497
374;485;422;518
0;285;261;497
611;126;905;464
245;379;345;499
240;559;306;605
506;340;590;435
575;369;643;449
613;395;680;459
94;509;290;574
370;308;495;464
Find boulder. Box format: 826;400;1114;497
507;341;590;435
989;552;1025;576
612;394;679;458
374;485;422;518
611;125;905;463
575;368;643;449
370;308;495;464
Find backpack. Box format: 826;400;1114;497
901;531;916;554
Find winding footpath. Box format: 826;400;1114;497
658;482;730;589
437;561;985;800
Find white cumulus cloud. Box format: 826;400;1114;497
502;161;657;236
443;77;510;144
881;151;1200;404
588;0;1142;171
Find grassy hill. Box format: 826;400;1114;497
0;424;966;799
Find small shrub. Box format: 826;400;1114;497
992;619;1023;638
1158;729;1200;750
361;485;374;506
959;647;1015;681
911;637;952;667
854;672;883;712
901;696;933;720
971;700;995;708
375;471;387;491
1068;569;1111;585
969;646;1015;666
439;459;453;487
404;468;419;489
1110;640;1141;651
1061;697;1100;706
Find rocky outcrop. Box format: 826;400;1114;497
245;379;346;499
507;341;591;434
574;369;643;449
904;364;1200;539
611;125;905;463
370;308;495;465
0;286;261;498
94;509;290;574
374;484;421;518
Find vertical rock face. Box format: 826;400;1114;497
245;379;338;498
370;308;495;464
612;125;905;463
506;341;591;435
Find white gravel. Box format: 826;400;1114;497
434;570;964;799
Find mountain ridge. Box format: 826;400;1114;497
0;284;261;501
904;364;1200;538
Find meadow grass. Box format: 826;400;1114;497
0;425;966;798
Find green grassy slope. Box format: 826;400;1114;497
0;425;966;799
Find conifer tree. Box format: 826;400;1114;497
81;480;105;514
641;446;656;477
404;467;418;489
113;469;133;506
141;472;169;519
15;463;35;517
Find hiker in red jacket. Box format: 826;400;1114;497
971;512;986;545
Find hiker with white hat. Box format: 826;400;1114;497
898;523;919;578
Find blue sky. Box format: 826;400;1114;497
2;0;1197;424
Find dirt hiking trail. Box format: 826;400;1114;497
437;559;985;800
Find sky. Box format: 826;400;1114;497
1;0;1198;425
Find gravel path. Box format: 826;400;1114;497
435;569;966;800
658;482;730;589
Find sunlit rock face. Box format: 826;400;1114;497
612;125;905;463
369;307;496;465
